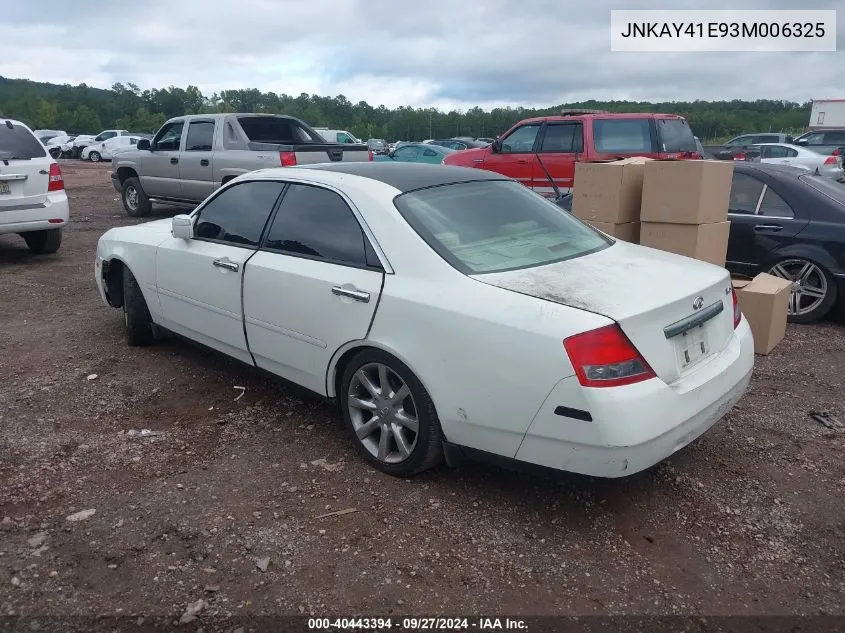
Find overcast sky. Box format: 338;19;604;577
0;0;842;110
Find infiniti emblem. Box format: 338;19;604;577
692;296;704;310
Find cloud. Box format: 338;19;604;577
0;0;842;109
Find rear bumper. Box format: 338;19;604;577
515;318;755;477
0;191;69;235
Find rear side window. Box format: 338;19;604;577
0;123;47;160
593;119;653;153
758;187;794;218
824;132;845;144
728;173;765;214
754;135;780;144
657;119;696;152
238;117;322;144
540;124;583;153
185;121;215;151
263;184;369;267
195;181;285;247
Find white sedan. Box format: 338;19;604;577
746;143;843;180
82;135;144;162
95;163;754;478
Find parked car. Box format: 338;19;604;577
72;129;130;158
792;128;845;157
444;113;700;196
44;134;77;159
111;113;371;217
82;135;147;162
429;138;489;151
724;162;845;323
315;128;365;145
95;162;753;478
373;143;455;164
0;118;68;254
33;129;67;144
711;133;794;160
743;143;843;180
367;138;389;154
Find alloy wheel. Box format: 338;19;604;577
125;186;139;212
347;362;419;464
768;259;828;317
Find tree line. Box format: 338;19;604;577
0;76;812;142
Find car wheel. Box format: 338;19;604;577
340;349;443;477
122;268;155;346
121;177;152;217
22;229;62;254
89;151;101;162
768;258;838;323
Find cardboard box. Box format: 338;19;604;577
735;273;792;355
572;158;651;224
584;220;640;243
641;160;733;224
639;221;730;266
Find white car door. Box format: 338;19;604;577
242;182;385;395
155;180;286;364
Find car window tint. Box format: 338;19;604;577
657;118;696;152
725;136;748;147
185;121;215;151
824;132;845;144
195;181;284;247
755;135;780;143
263;184;368;267
728;173;765;214
153;122;184;151
0;123;47;159
540;124;581;153
758;187;794;218
766;145;790;159
422;148;438;157
803;133;825;145
394;146;420;160
593;119;652;153
237;117;322;144
500;125;541;153
785;147;798;158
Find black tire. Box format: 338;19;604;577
121;177;152;217
339;349;442;477
22;229;62;254
769;258;838;324
88;151;101;163
122;268;155;346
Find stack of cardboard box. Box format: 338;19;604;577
571;157;649;243
639;160;734;267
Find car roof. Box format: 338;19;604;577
733;162;809;178
281;162;509;192
518;112;685;125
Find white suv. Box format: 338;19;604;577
0;118;69;254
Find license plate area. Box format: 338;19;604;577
675;325;711;370
0;181;10;194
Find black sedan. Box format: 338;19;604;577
554;162;845;323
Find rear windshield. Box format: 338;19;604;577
657;118;697;152
593;119;654;153
237;117;323;144
394;180;610;274
0;123;47;160
800;174;845;206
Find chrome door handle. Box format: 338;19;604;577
332;286;370;302
472;159;483;164
213;259;239;272
754;224;783;232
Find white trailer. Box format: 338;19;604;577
809;99;845;130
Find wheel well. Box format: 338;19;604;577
221;175;236;185
102;259;125;307
331;345;382;400
116;167;138;186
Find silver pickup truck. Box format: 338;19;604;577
111;113;371;216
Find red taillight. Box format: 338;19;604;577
279;151;297;167
733;153;745;161
824;155;837;165
368;149;374;161
47;163;64;191
832;148;840;156
563;324;656;388
731;287;742;329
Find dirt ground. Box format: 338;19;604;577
1;161;844;627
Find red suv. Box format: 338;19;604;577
443;112;700;195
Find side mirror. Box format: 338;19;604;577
137;139;151;150
490;140;501;153
171;214;194;240
794;138;808;146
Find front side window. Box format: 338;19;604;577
499;125;541;154
96;131;117;142
263;184;369;267
185;121;215;151
394;180;609;274
728;173;765;214
593;119;653;153
194;181;284;247
153;122;184;151
394;146;420;160
802;133;825;145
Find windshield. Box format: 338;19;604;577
0;123;48;160
800;174;845;206
657;118;697;152
394;180;610;274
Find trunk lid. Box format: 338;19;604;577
474;241;735;385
